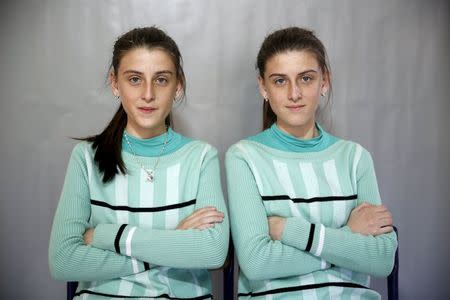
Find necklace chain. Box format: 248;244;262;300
123;129;168;182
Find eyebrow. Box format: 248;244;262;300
268;69;318;78
122;70;174;76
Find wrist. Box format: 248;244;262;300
280;217;311;249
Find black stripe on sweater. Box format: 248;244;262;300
144;262;150;271
261;194;357;203
114;224;127;254
91;199;196;212
305;223;315;252
237;282;369;297
74;290;213;299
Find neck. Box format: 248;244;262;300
276;120;317;139
125;123;167;139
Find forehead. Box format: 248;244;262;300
118;47;176;73
265;50;320;74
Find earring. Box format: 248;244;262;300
115;95;120;101
264;97;269;102
173;96;182;104
321;92;327;97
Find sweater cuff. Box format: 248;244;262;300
92;223;126;253
308;223;326;257
92;224;151;273
281;217;327;258
281;217;312;250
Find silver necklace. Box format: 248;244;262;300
124;129;168;182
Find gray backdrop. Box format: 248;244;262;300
0;0;449;299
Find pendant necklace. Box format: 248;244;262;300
124;129;168;182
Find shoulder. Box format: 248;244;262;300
333;138;375;171
174;138;219;165
225;139;264;164
329;136;370;156
226;139;256;156
69;141;94;160
184;139;217;154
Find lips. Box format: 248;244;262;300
286;105;306;112
138;107;157;114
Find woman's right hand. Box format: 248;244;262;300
347;202;393;236
176;206;225;230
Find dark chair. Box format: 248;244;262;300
67;281;78;300
223;240;235;300
387;226;399;300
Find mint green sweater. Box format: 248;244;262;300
49;128;229;299
225;124;397;299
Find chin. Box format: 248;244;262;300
285;118;312;128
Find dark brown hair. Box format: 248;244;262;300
256;27;332;130
82;26;186;183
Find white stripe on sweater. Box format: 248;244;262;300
273;160;301;217
190;270;204;297
236;144;264;193
323;159;347;228
328;273;344;299
84;145;93;187
264;280;273;300
300;273;318;300
352;144;363;191
117;279;133;298
299;162;321;223
139;168;154;227
125;227;138;273
115;173;133;297
115;174;129;224
314;224;325;257
165;163;180;229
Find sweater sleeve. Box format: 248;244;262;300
281;147;398;277
48;143;148;281
225;147;330;281
91;146;229;269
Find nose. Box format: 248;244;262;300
142;82;155;102
288;82;301;102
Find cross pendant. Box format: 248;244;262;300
146;171;154;182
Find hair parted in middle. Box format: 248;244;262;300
81;26;186;183
256;27;332;130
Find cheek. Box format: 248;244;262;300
304;87;321;102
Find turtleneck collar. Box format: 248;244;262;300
247;122;338;153
122;127;192;157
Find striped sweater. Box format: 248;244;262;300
49;128;229;299
225;123;397;300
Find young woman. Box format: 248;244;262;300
226;27;397;299
49;27;229;299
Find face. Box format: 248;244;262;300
111;47;182;139
258;50;329;138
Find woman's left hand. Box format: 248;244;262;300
268;216;286;240
83;228;95;245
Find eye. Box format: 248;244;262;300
274;78;286;86
301;75;312;83
129;76;141;85
155;77;169;86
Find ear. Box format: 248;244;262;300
320;71;330;96
175;81;183;99
109;71;119;97
257;75;268;100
